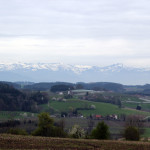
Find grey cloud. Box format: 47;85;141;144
0;0;150;67
0;0;150;39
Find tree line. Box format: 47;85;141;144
2;113;143;141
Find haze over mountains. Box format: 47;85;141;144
0;62;150;85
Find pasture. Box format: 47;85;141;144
40;98;150;116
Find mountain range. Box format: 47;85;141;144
0;62;150;85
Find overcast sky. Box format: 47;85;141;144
0;0;150;67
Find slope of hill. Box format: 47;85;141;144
40;99;150;117
0;82;49;112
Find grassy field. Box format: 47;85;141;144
0;134;150;150
120;95;144;102
123;102;150;111
142;128;150;138
40;99;150;116
0;111;37;121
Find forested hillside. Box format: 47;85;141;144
0;83;49;112
22;82;124;92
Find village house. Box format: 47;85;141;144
93;115;102;120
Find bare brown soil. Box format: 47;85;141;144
0;134;150;150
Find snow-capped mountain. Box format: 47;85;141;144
0;62;150;85
0;63;92;73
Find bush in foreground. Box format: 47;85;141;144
7;128;28;135
124;126;140;141
69;124;85;139
91;121;110;140
32;112;66;137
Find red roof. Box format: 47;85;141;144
95;115;102;118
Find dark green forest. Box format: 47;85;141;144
0;82;49;112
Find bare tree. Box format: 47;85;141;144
87;119;95;134
57;119;65;131
125;115;145;135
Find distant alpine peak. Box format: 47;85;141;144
0;62;122;72
1;62;150;84
0;62;149;73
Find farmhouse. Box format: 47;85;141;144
94;115;102;120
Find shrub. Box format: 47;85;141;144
91;121;110;140
124;126;140;141
7;128;28;135
69;124;85;139
32;112;66;137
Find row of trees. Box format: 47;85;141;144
32;113;142;141
81;93;122;108
5;113;143;141
32;113;110;139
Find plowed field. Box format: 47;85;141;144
0;134;150;150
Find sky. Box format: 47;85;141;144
0;0;150;67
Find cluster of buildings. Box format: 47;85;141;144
91;114;118;120
52;97;67;102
